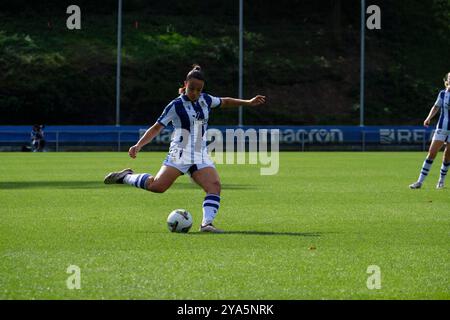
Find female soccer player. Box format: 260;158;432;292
104;65;266;232
409;71;450;189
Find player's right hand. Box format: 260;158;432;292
129;145;141;159
423;119;430;127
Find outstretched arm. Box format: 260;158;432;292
423;105;440;127
220;95;266;108
129;122;164;158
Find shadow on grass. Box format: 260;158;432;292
173;183;256;190
188;231;322;237
171;182;258;190
0;181;103;190
0;181;255;191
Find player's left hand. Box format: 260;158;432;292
248;95;266;106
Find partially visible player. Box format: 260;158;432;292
409;72;450;189
437;143;450;188
104;65;266;232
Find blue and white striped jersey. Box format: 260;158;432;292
435;90;450;131
157;93;222;163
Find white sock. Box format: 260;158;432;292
123;173;152;190
439;161;450;182
202;194;221;226
418;158;433;183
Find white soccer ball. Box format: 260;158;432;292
167;209;193;233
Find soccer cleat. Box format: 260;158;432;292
104;168;134;184
199;223;224;233
436;181;445;189
409;181;422;189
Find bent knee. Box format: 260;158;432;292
148;186;166;193
148;182;168;193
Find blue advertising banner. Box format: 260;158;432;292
0;125;437;146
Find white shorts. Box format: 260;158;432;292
432;129;450;142
162;153;215;176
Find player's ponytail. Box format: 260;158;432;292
178;64;206;94
186;64;205;82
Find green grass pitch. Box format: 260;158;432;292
0;152;448;299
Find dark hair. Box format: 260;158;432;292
179;64;205;94
186;64;205;81
444;72;450;87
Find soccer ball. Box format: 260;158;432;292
167;209;193;233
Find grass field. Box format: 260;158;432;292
0;152;449;300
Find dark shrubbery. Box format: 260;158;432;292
0;0;448;125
